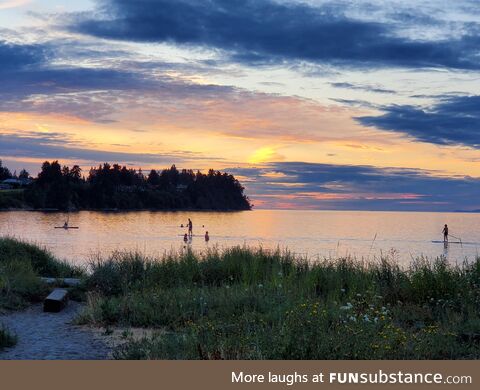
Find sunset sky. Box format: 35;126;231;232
1;0;480;210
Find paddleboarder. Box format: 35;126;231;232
188;218;193;236
443;224;449;243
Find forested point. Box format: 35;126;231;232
0;160;251;211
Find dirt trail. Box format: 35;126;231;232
0;302;110;360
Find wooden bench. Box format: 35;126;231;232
43;289;69;313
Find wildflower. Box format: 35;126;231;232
340;288;346;293
258;284;263;288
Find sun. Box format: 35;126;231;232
248;147;278;164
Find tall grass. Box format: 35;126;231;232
0;237;84;310
77;247;480;360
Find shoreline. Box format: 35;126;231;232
0;207;252;213
2;206;480;214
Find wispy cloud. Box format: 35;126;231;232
329;82;396;94
0;131;208;166
0;0;31;10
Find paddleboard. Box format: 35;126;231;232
431;240;461;244
55;227;79;229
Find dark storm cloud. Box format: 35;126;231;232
229;162;480;211
356;95;480;148
70;0;480;69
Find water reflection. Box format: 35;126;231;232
0;210;479;265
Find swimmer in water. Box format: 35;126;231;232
183;233;188;243
205;231;210;242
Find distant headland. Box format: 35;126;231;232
0;160;251;211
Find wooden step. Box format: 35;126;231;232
43;289;69;313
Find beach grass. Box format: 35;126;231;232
0;237;85;311
76;247;480;360
2;236;478;359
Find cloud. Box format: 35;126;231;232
229;162;480;211
0;39;365;143
0;40;48;70
0;39;164;121
356;95;480;148
0;0;31;10
0;38;244;122
329;82;396;94
0;131;206;166
69;0;480;69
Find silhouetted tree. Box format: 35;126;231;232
20;161;251;211
18;169;30;180
147;169;161;186
0;160;12;181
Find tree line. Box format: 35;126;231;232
0;160;251;211
0;160;29;181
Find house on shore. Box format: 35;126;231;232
0;178;33;190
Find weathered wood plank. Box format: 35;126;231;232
43;289;69;313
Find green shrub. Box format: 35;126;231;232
0;326;17;350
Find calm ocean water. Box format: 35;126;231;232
0;210;479;266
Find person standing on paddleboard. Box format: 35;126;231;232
188;218;193;236
443;224;449;243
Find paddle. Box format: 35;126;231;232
449;234;463;247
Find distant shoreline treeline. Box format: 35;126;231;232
0;160;251;211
